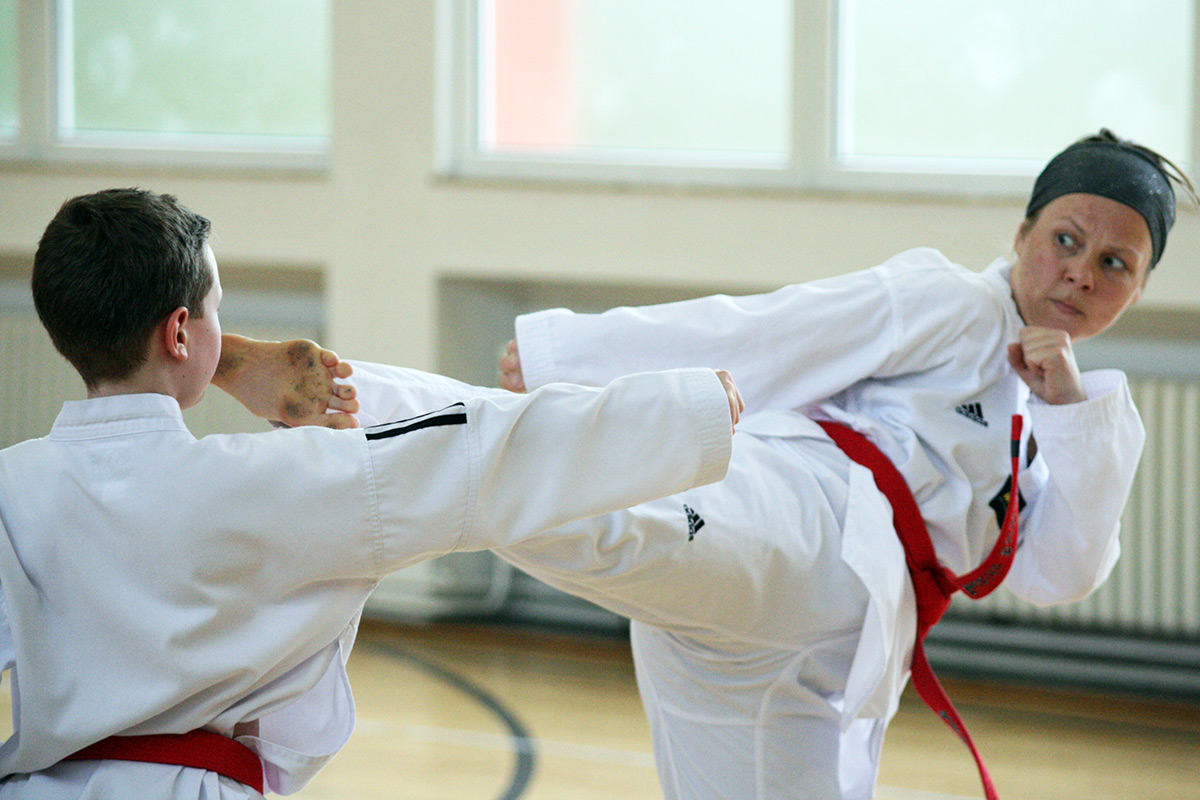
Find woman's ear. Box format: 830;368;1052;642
161;306;190;361
1013;217;1034;258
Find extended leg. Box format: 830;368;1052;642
494;431;869;649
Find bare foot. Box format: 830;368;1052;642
213;334;360;429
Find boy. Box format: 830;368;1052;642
0;188;742;798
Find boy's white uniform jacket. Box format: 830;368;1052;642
0;369;733;797
508;249;1145;725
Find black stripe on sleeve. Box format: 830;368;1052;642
365;402;468;441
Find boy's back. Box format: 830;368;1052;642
0;392;375;792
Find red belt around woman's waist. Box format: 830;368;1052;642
63;729;264;794
817;416;1023;800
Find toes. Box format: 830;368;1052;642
327;396;362;414
323;412;360;430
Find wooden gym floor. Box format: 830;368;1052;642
291;620;1200;800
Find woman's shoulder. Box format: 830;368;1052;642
873;248;1014;338
876;248;1001;299
876;247;975;279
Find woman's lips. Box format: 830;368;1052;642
1050;298;1083;316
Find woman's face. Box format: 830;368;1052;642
1010;193;1152;341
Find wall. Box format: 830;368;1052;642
1;2;1196;377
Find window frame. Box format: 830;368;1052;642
436;0;1200;198
0;0;330;171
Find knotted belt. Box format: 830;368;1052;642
817;415;1023;800
64;729;264;794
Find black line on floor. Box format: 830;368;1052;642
366;639;537;800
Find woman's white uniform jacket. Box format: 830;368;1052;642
511;249;1145;724
0;369;733;797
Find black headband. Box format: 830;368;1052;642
1026;138;1176;266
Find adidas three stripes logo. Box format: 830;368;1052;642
954;402;988;427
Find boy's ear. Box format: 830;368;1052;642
161;306;190;362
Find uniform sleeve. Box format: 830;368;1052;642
1005;370;1145;605
514;265;902;411
368;367;734;567
346;359;508;427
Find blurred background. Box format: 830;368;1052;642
1;0;1198;701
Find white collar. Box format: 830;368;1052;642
50;393;190;440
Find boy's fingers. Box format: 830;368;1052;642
498;353;521;373
498;371;526;393
498;339;527;392
714;369;742;428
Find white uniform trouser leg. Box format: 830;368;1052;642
495;432;885;799
632;622;877;800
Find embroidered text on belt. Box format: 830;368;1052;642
817;416;1023;800
63;729;264;794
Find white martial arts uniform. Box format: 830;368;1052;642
0;368;734;798
347;250;1145;800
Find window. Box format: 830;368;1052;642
441;0;1198;194
3;0;331;168
478;0;792;167
836;0;1194;172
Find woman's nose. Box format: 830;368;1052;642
1063;258;1094;290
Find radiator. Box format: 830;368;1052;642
949;374;1200;639
0;278;324;445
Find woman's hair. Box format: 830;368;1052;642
1026;129;1196;268
31;188;214;388
1082;128;1198;206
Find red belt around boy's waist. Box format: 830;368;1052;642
816;416;1023;800
63;729;264;794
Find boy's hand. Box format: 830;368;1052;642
1008;326;1086;405
716;369;744;431
499;339;526;393
213;334;361;429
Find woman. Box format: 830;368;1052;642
486;129;1195;800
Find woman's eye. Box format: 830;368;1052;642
1103;256;1127;271
1056;232;1077;249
